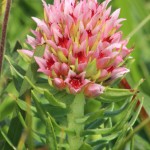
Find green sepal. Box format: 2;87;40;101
85;59;98;77
91;70;101;81
57;50;68;62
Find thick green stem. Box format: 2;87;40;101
67;93;85;150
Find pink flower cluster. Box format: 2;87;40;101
20;0;132;97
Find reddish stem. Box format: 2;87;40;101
0;0;12;74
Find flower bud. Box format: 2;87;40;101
84;83;105;97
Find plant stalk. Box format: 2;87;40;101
0;0;12;74
67;93;85;150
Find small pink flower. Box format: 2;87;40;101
65;70;90;94
20;0;132;97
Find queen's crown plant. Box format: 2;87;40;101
0;0;149;150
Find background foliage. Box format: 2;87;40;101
0;0;150;150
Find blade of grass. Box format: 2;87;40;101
127;14;150;38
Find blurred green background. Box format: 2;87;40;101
6;0;150;113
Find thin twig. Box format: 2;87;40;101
0;0;12;74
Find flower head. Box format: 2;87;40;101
20;0;132;97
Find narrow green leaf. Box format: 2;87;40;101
0;97;16;121
112;124;129;150
128;99;143;128
85;118;106;129
84;98;138;136
48;113;73;133
4;55;25;91
44;90;66;108
40;104;68;118
89;133;119;146
57;144;69;149
85;109;105;124
24;76;44;93
54;91;74;106
17;111;27;129
46;113;58;150
94;142;109;150
79;142;92;150
19;45;45;96
82;128;113;136
75;116;89;124
4;55;24;79
3;115;24;150
98;87;134;103
130;130;134;150
0;129;16;150
117;117;150;150
76;109;105;124
16;99;36;114
113;98;139;131
31;90;47;122
104;98;130;117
